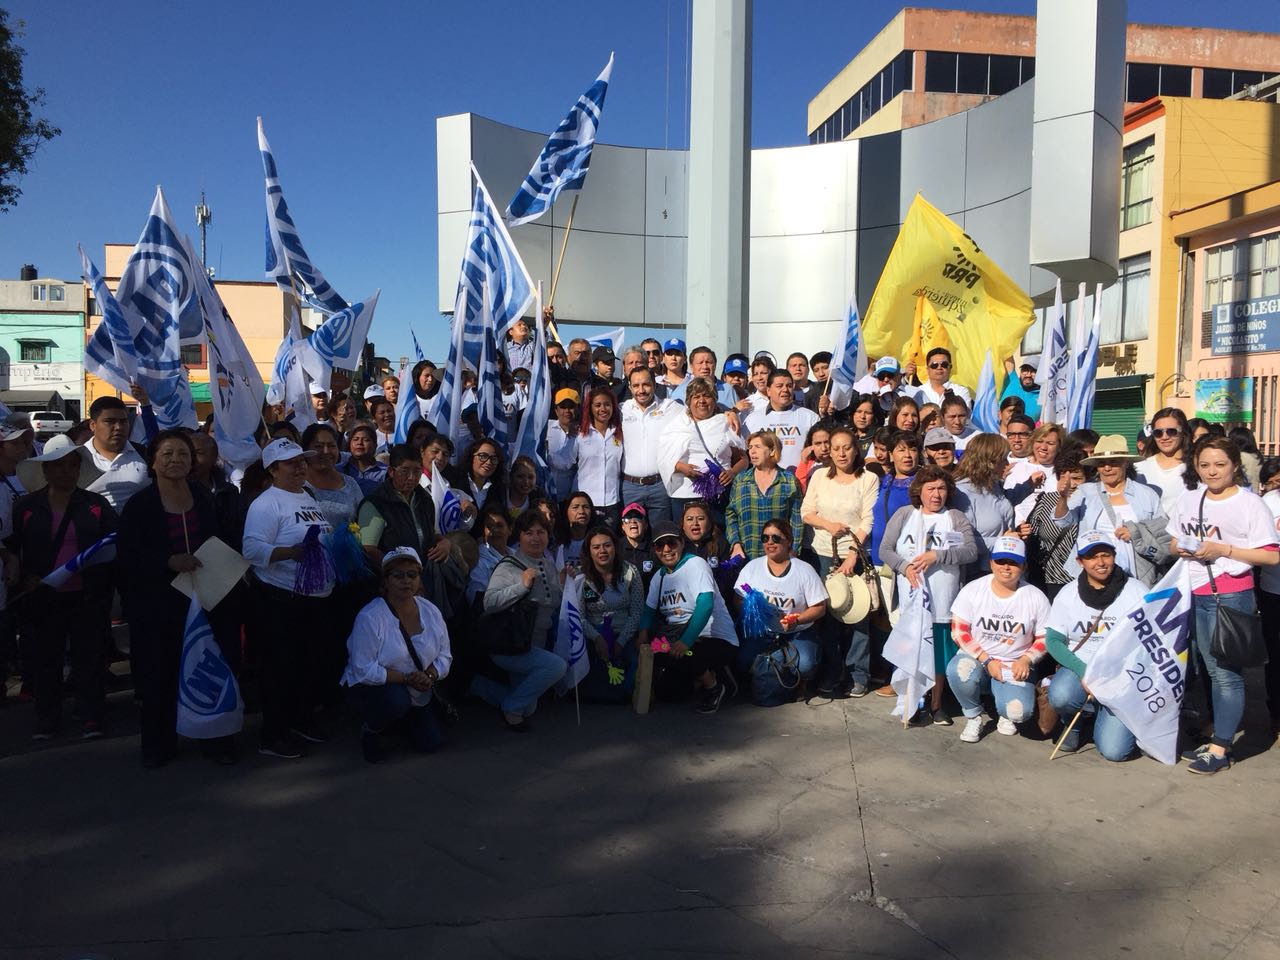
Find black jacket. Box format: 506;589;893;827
117;482;225;604
442;464;508;520
360;480;437;556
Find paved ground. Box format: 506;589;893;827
2;676;1279;960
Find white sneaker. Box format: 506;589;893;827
960;717;985;743
996;717;1018;736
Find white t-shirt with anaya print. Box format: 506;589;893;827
734;557;827;617
951;575;1051;663
1166;487;1280;591
645;555;739;646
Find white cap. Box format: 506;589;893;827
1077;529;1119;557
990;535;1027;564
381;546;422;570
309;381;327;396
261;437;316;469
362;385;385;400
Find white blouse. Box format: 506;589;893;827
342;596;452;706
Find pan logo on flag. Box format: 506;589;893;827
440;488;462;533
178;621;239;717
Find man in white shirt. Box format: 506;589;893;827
82;396;150;512
742;371;820;470
620;367;678;524
743;356;774;415
913;347;972;408
671;345;738;408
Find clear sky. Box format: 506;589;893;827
1;0;1275;365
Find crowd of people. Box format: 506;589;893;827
2;325;1278;777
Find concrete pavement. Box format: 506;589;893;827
1;684;1278;960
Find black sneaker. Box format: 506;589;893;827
697;682;726;715
1057;726;1082;753
81;720;105;740
362;730;388;763
931;708;953;726
1186;751;1231;775
719;667;739;701
849;681;870;698
259;736;305;759
1180;743;1211;762
907;707;931;727
289;722;328;744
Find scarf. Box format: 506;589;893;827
1077;566;1129;611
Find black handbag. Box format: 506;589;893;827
1198;493;1269;671
476;558;539;656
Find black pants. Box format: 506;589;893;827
653;636;736;701
1259;587;1280;724
253;582;334;741
20;588;112;728
347;684;445;752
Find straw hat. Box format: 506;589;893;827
825;567;871;625
15;435;101;492
1082;434;1142;466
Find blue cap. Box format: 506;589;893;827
991;535;1027;565
874;356;900;375
663;337;687;354
723;357;748;375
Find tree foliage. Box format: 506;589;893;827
0;9;59;212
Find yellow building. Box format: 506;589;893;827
83;244;291;416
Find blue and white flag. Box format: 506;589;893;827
429;466;465;535
883;581;934;718
184;234;266;470
971;350;1001;433
177;594;244;740
296;291;379;379
1067;284;1102;432
553;573;589;695
507;53;614;226
437;168;536;455
411;326;426;363
1035;279;1070;426
513;290;552;473
258;117;349;316
266;308;315;430
266;309;298;407
393;361;420;444
40;533;117;590
1084;562;1192;764
827;292;868;410
80;187;197;430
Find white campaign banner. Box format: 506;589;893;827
883;582;934;715
1083;563;1193;764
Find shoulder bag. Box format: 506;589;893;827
476;557;538;656
1199;492;1268;670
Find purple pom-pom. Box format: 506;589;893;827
294;524;335;595
691;459;727;503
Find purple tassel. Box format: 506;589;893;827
294;524;335;595
691;458;727;503
739;584;783;640
600;614;618;660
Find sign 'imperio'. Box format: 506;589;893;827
1211;296;1280;356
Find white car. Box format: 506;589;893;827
28;410;73;438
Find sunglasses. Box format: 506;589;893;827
644;348;661;355
1152;427;1181;439
761;533;787;545
654;538;681;550
928;361;951;370
877;372;896;381
621;515;644;523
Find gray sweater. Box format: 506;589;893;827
879;507;981;575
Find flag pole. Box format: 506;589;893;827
574;681;581;727
547;194;580;310
1049;696;1091;760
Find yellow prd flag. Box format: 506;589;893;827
864;193;1034;394
906;295;951;375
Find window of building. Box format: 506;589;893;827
1204;242;1241;309
1204;232;1280;309
1246;233;1280;299
30;283;45;302
924;51;958;93
1020;57;1035;83
1126;62;1159;102
956;52;988;95
1120;136;1155;230
988;55;1021;95
181;344;207;368
1203;68;1278;99
1160;65;1192;97
1100;254;1151;344
813;50;917;142
18;340;51;362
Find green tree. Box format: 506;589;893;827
0;9;59;212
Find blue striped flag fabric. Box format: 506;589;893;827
296;291;380;378
971;350;1002;433
506;54;614;226
258;117;349;316
513;297;552;470
437;168;536;457
827;293;868;409
41;533;118;590
411;326;426;363
1068;285;1102;432
1035;279;1070;426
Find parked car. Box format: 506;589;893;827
28;410;73;438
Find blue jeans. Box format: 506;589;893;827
471;647;567;718
1046;669;1135;761
621;479;672;527
737;630;820;679
813;554;871;686
346;684;446;753
1192;590;1251;749
946;653;1037;723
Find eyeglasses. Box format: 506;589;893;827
644;348;661;355
1006;431;1031;439
928;361;951;370
386;569;420;581
391;466;420;478
474;452;498;464
1153;427;1181;439
761;533;787;545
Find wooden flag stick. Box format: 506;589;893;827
1049;695;1092;760
547;194;580;311
573;681;582;727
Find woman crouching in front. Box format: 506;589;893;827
342;547;452;763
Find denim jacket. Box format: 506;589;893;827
1055;479;1170;583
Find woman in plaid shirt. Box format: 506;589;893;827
725;432;803;560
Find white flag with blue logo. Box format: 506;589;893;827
507;53;614;226
184;233;267;470
1035;279;1070;426
514;288;552;471
1067;284;1102;432
437;167;535;455
827;292;868;410
177;594;244;739
883;582;934;718
554;573;590;695
80;187;197;430
429;466;465;535
41;533;117;590
266;308;315;430
296;291;379;379
970;350;1001;433
258;117;349;316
